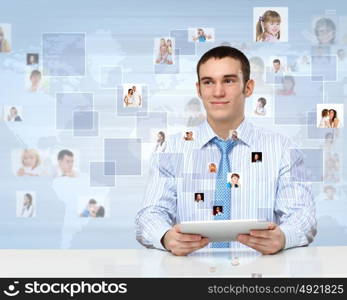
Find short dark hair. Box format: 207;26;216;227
88;199;97;205
196;46;250;85
57;149;74;161
258;97;267;107
273;59;281;64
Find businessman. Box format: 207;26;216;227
136;46;316;256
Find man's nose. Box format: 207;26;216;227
213;82;225;97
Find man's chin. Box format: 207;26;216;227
208;113;234;122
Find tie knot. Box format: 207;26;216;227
212;137;235;154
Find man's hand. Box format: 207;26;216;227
237;223;285;255
162;224;209;256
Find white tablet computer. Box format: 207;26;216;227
178;219;270;242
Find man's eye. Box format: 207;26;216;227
225;79;234;84
203;81;213;85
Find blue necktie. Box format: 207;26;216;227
212;137;236;248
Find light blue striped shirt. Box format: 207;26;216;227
136;118;317;251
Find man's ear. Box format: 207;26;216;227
243;79;255;97
196;81;202;98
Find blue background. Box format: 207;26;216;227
0;0;346;248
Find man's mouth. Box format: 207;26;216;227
210;101;230;105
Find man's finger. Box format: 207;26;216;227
174;225;183;233
241;241;271;254
238;236;269;251
268;223;277;230
177;238;209;250
250;230;272;239
172;241;209;256
238;235;268;247
176;233;202;242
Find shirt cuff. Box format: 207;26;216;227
279;223;303;250
152;223;172;251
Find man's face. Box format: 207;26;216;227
231;176;239;184
31;74;41;85
316;25;334;44
88;203;97;215
196;57;253;123
231;130;238;139
254;154;259;160
132;86;136;92
273;62;280;72
58;155;74;173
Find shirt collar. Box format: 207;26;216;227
195;118;254;149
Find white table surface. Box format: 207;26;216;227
0;246;346;277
